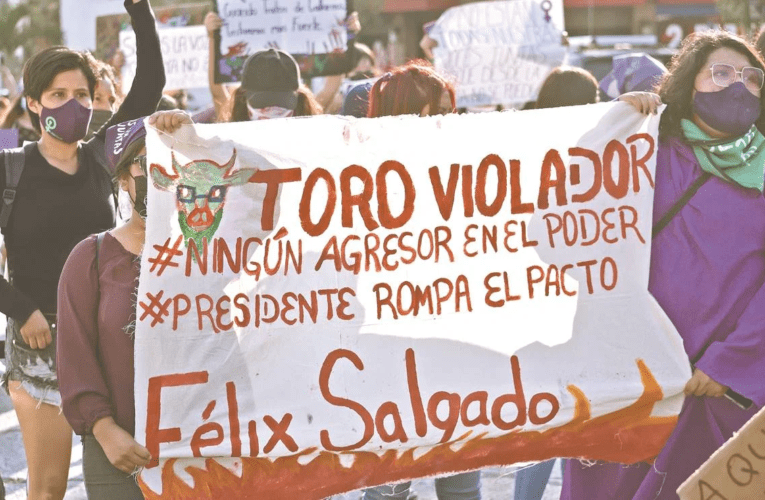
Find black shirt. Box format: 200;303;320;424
0;0;165;322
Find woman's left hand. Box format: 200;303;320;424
618;91;662;115
148;110;193;134
684;368;728;397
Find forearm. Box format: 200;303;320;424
0;275;38;323
315;75;344;110
207;32;229;118
96;0;165;141
67;393;114;435
695;282;765;406
93;416;120;441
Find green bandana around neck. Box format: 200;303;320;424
680;119;765;191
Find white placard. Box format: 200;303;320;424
218;0;347;56
120;25;209;91
432;0;567;108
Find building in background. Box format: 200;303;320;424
352;0;764;65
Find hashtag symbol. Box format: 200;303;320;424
139;291;172;327
148;235;184;276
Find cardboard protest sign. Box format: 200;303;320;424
677;406;765;500
432;0;567;108
213;0;349;83
95;3;208;62
120;26;208;91
134;103;691;499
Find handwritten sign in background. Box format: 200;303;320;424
95;3;208;61
432;0;567;108
213;0;349;83
135;104;690;498
120;26;209;92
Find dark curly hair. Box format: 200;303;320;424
657;31;765;140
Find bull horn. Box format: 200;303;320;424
171;151;182;175
221;148;238;177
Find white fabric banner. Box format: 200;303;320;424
135;103;690;498
432;0;567;108
120;26;209;91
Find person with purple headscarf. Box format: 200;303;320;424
599;53;668;100
57;110;193;499
563;30;765;500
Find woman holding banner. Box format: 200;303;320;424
362;60;481;500
57;110;190;500
0;0;165;498
563;30;765;500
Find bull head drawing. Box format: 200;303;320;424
150;149;256;247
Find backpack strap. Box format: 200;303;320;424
0;143;35;229
95;232;106;296
652;172;712;238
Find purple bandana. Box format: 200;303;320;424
599;53;667;99
105;118;147;173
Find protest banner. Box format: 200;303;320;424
134;103;691;499
95;4;208;63
120;26;209;91
677;406;765;500
213;0;349;83
431;0;567;108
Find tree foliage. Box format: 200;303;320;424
0;0;62;64
717;0;752;33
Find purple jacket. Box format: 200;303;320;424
649;137;765;406
563;136;765;500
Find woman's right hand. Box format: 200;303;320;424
148;110;194;134
93;417;152;474
205;12;222;38
618;91;662;115
19;310;51;350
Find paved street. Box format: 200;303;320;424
1;389;561;500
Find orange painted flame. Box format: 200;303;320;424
139;359;678;500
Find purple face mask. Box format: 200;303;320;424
39;98;93;143
693;81;761;137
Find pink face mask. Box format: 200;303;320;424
247;104;294;120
